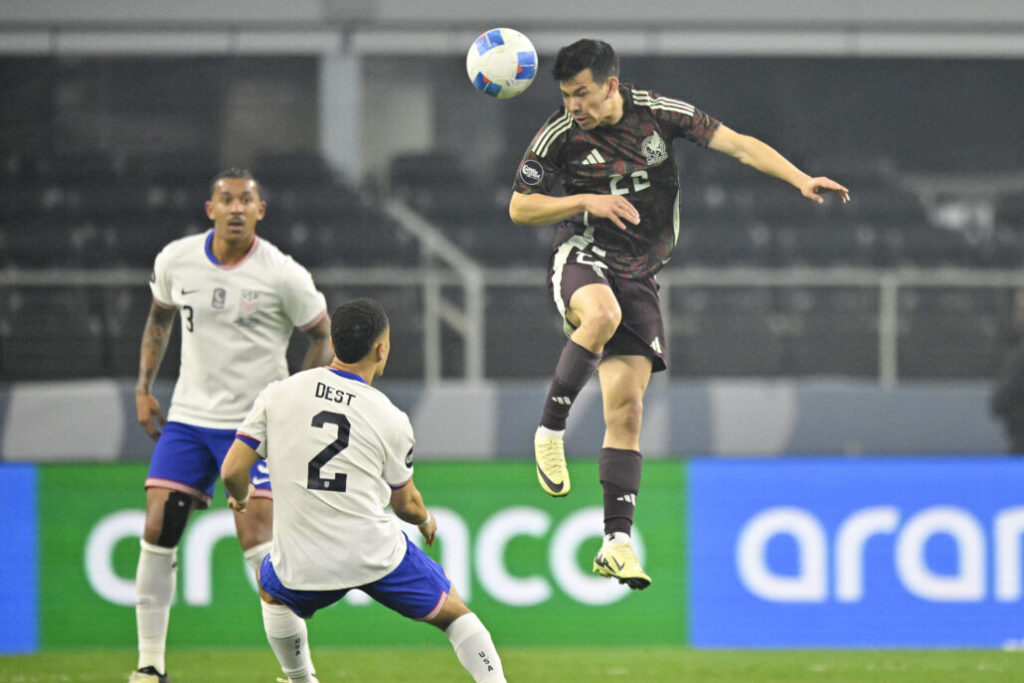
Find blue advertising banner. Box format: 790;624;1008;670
0;464;37;654
689;457;1024;647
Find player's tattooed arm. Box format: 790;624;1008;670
135;302;176;440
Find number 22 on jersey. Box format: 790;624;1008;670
609;170;650;195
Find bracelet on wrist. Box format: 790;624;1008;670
418;510;432;527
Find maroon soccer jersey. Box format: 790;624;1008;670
513;84;720;279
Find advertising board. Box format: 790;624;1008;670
689;457;1024;647
8;461;686;651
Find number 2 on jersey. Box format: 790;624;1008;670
308;410;350;492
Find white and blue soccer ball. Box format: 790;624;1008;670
466;28;537;99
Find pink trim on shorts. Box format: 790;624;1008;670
251;488;273;500
418;590;449;622
145;477;212;507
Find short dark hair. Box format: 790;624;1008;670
552;39;618;83
210;168;262;199
331;298;390;363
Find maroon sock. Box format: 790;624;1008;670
539;339;601;431
600;448;643;536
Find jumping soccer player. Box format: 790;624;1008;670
510;39;849;590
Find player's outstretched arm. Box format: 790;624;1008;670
707;124;850;204
390;480;437;546
509;190;640;230
135;302;176;440
222;439;259;512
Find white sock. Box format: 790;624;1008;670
445;613;505;682
604;531;630;547
249;546;316;678
135;540;177;673
535;425;565;441
261;600;314;683
244;540;273;576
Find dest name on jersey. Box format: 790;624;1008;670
315;381;356;406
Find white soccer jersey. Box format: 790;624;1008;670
150;230;327;430
237;366;416;589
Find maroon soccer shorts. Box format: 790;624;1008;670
548;241;667;372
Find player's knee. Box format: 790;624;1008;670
431;593;472;631
581;306;621;341
148;491;193;548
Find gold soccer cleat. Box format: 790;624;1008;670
593;540;652;590
534;430;570;497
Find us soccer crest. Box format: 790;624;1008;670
239;290;260;315
235;290;261;328
640;133;668;166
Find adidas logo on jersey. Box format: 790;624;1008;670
581;149;606;165
551;396;572;406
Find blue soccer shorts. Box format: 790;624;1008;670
146;421;271;508
259;534;452;621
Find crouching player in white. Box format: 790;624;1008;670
222;298;506;683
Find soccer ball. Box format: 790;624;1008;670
466;28;537;99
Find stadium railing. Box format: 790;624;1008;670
3;263;1024;383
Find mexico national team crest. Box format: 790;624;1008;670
641;133;668;166
240;290;260;315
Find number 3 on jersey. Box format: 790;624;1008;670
308;410;350;492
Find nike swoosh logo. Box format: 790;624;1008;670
181;289;200;295
596;554;626;572
251;476;270;485
536;465;565;493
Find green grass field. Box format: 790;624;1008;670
2;647;1023;682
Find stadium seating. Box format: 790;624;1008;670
0;287;106;379
781;288;880;377
898;288;1003;378
1;144;1022;381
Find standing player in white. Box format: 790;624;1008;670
131;169;332;683
222;298;506;683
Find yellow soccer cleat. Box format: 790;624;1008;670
593;539;652;590
534;429;570;497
